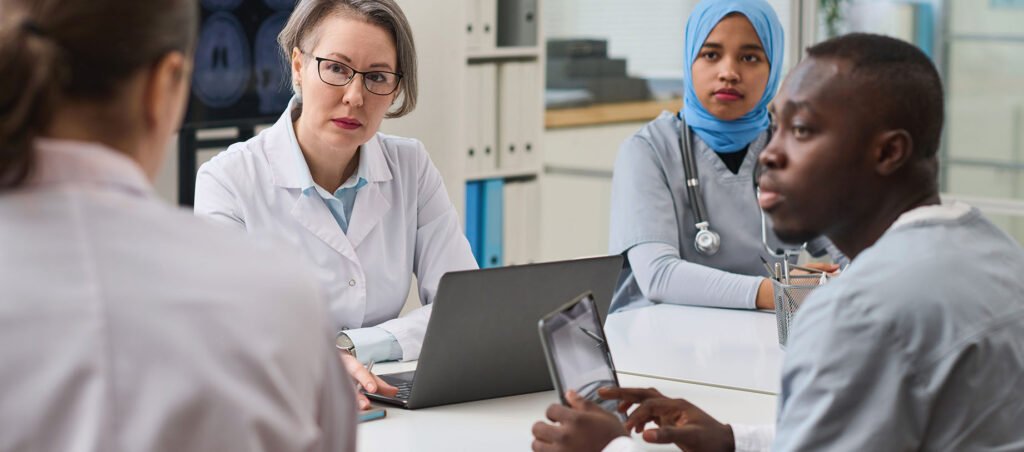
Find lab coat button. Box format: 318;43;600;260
348;279;356;287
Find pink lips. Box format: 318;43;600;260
757;189;782;211
331;117;362;130
713;89;743;102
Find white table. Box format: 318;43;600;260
358;362;776;452
605;305;785;394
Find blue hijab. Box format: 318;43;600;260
682;0;784;152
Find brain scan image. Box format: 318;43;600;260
193;12;252;110
253;12;292;115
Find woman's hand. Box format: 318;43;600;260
790;262;840;286
757;261;841;308
755;278;775;310
338;351;399;410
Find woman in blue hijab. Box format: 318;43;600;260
606;0;839;313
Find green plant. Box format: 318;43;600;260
821;0;849;38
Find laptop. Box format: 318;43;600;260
366;255;623;409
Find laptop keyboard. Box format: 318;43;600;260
394;381;413;400
379;371;416;401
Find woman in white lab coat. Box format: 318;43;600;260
0;0;355;450
194;0;477;406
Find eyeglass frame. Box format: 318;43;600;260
302;50;404;96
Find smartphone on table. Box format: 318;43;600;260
358;406;387;423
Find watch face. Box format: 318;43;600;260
335;333;355;351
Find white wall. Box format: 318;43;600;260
540;122;642;261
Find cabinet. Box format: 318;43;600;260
388;0;546;267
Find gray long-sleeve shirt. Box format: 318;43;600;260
608;112;841;312
775;203;1024;450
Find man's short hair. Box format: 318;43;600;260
807;33;944;159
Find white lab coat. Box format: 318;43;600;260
0;139;356;452
194;102;478;360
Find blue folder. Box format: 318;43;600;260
465;181;483;265
481;179;504;268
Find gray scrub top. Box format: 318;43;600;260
608;111;799;312
775;207;1024;450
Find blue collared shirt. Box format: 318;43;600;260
291;143;368;234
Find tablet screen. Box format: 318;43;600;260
539;293;621;416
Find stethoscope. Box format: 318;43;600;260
678;116;809;260
678;119;721;256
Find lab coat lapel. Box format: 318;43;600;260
344;135;393;248
344;182;389;248
290;191;358;260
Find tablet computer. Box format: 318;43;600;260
538;291;623;420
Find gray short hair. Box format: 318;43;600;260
278;0;417;118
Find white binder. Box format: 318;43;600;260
518;61;541;172
464;64;481;175
478;0;497;50
503;179;540;266
502;181;521;266
465;0;480;51
478;63;498;173
498;61;522;170
521;180;539;263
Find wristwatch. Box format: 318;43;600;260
335;331;357;358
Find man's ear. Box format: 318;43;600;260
143;51;187;129
873;129;914;176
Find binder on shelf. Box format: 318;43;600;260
465;0;480;51
478;0;497;50
479;63;498;173
503;180;540;266
518;61;541;171
521;180;539;263
465;181;483;264
497;61;540;172
481;178;505;268
498;62;522;171
497;0;538;47
464;64;482;175
503;181;521;266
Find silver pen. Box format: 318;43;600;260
357;360;376;392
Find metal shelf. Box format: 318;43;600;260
465;168;540;181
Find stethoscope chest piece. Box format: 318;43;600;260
694;221;721;256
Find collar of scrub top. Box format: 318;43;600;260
681;0;784;153
265;96;393;191
29;138;153;198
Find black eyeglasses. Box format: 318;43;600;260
308;54;403;96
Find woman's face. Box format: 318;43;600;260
691;14;770;121
291;15;399;152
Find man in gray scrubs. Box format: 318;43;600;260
531;33;1024;452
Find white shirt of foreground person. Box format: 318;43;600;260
195;98;478;362
0;139;356;452
603;202;1024;452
